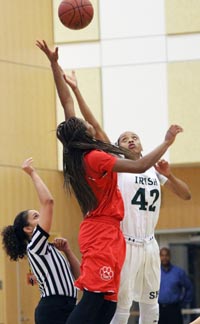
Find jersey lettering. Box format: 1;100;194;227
149;189;159;212
131;188;159;211
149;290;159;299
135;176;158;186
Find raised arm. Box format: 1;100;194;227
53;237;80;279
22;158;54;233
64;71;110;142
155;159;191;200
113;125;183;173
36;40;75;120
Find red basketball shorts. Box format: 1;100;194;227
75;218;126;302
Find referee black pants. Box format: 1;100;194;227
35;295;76;324
158;303;183;324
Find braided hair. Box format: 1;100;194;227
56;117;129;215
1;210;30;261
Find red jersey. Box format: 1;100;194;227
74;150;126;300
84;150;124;221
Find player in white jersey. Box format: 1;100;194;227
36;41;192;324
110;131;191;324
115;168;165;322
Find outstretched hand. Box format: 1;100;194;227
22;157;35;176
36;40;58;63
155;159;170;177
63;70;78;90
165;124;183;145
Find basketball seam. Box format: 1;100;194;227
75;0;83;26
81;5;93;18
59;5;92;18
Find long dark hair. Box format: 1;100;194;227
56;117;128;215
1;210;29;261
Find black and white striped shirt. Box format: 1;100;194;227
27;225;77;298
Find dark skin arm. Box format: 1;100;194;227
63;70;110;142
22;158;54;234
36;40;75;120
113;125;183;173
53;237;80;279
155;159;191;200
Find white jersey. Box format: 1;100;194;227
118;167;167;238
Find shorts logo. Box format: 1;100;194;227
149;290;159;299
99;266;114;281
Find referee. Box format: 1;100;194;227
2;158;80;324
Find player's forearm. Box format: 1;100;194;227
114;141;173;173
73;87;110;142
30;170;54;205
133;141;173;172
73;87;96;123
64;249;80;279
51;62;75;119
166;173;191;200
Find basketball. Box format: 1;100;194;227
58;0;94;30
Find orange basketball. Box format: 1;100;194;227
58;0;94;30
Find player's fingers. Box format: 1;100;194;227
174;125;183;132
43;40;47;47
35;41;42;49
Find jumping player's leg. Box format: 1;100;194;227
139;302;159;324
95;299;117;324
66;290;113;324
139;241;160;324
110;306;130;324
110;244;141;324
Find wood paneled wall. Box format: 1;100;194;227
158;166;200;230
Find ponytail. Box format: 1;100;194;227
1;210;29;261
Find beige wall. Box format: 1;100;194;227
167;61;200;165
0;1;54;66
0;63;58;169
165;0;200;34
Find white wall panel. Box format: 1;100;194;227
102;63;169;159
101;36;166;66
58;42;100;69
99;0;166;39
167;34;200;62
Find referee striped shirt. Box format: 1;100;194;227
27;225;77;299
